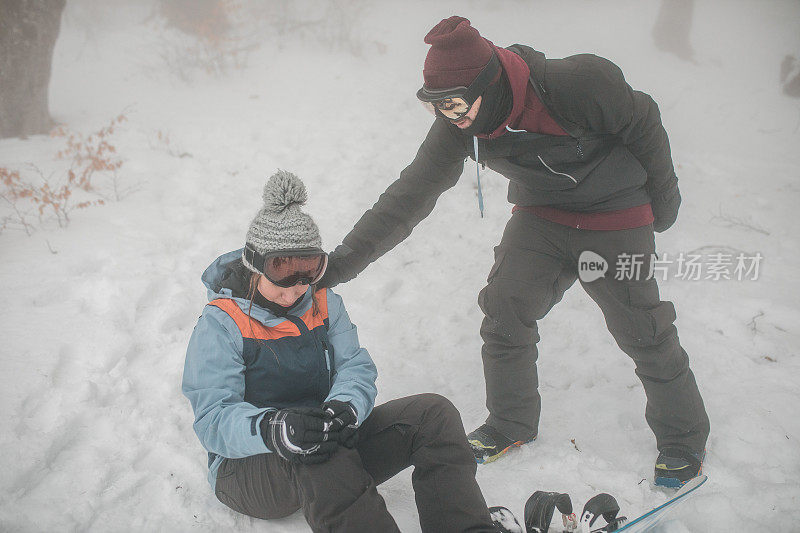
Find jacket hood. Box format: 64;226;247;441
200;249;314;326
476;43;532;139
506;44;548;86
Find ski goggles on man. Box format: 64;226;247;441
416;53;500;121
244;245;328;288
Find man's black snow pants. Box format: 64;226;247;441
213;393;496;533
478;210;710;454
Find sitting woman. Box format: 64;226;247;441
182;171;501;532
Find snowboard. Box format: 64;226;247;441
494;474;708;533
614;474;707;532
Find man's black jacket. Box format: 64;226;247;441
324;45;681;286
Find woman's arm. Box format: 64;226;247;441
182;308;272;458
324;290;379;424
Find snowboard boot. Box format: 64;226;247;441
654;447;705;488
467;424;534;464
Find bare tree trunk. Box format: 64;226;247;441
0;0;66;139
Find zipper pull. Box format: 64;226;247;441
322;340;332;372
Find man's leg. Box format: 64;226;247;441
357;394;496;533
571;225;710;454
478;212;576;442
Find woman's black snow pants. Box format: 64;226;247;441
214;393;496;533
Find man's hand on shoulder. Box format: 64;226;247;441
318;244;363;289
317;256;342;289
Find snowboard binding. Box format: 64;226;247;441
524;491;578;532
523;490;625;533
507;474;707;532
577;493;627;532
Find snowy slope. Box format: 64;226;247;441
1;1;799;531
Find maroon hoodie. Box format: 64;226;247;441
478;44;568;139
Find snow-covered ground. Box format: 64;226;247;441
1;1;799;531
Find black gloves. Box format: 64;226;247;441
650;184;681;233
260;407;338;464
322;400;359;448
260;403;360;463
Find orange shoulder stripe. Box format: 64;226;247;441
301;289;329;330
208;299;300;341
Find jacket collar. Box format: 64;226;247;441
475;43;531;139
201;249;314;326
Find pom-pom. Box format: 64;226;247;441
261;169;308;214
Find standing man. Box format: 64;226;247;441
319;16;709;488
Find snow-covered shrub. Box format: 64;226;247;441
0;114;128;233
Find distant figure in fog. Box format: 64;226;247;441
652;0;696;62
780;55;800;98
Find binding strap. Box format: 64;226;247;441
524;491;577;532
523;490;628;533
580;493;627;532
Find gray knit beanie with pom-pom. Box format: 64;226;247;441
242;170;322;274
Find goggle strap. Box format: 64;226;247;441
417;52;501;105
244;244;266;274
462;53;501;104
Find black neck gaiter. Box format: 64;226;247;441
219;260;307;317
253;290;306;317
459;71;513;136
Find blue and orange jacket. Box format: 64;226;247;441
182;250;378;488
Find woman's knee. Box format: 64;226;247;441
410;393;466;434
369;394;466;440
416;392;457;414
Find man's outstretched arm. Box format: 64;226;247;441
321;119;467;287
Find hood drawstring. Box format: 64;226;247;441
473;135;484;218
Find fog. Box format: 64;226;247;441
1;1;799;531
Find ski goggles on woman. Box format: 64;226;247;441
244;245;328;288
416;53;500;121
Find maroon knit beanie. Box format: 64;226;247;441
422;16;494;89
